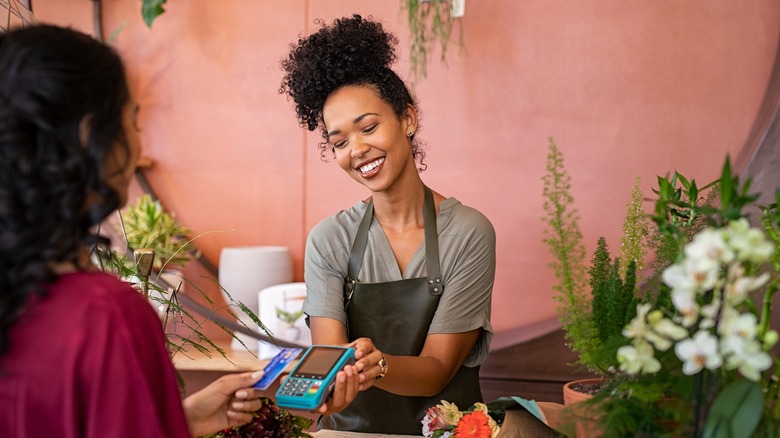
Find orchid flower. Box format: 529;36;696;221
675;330;722;375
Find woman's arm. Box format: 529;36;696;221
310;317;481;397
374;329;481;396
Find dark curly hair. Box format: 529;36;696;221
0;25;131;354
279;14;426;169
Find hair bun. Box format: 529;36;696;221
324;15;398;76
280;14;401;132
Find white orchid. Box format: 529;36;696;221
726;218;775;263
623;303;653;339
722;337;772;381
725;272;770;306
618;340;661;375
675;330;722;375
685;227;733;265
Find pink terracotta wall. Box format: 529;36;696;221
31;1;780;334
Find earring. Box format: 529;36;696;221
407;130;415;138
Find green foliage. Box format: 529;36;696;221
142;0;167;28
541;138;592;364
620;176;649;280
403;0;462;83
587;238;638;371
704;380;763;438
542;139;647;374
120;194;200;271
595;157;780;436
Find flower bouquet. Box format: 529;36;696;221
202;397;312;438
423;401;501;438
422;397;551;438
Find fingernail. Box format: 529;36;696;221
251;370;264;379
236;390;248;399
233;402;244;410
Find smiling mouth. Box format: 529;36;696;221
357;157;385;175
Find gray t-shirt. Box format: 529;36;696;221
303;197;495;367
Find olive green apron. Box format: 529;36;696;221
320;187;483;435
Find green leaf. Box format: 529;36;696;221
142;0;167;28
703;380;763;438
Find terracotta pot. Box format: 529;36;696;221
562;379;606;438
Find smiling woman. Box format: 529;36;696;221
278;14;496;434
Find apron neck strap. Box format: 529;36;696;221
346;186;443;295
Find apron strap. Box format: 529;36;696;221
422;187;443;295
344;186;443;302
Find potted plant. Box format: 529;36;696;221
275;307;305;342
542;138;647;374
542;142;780;436
119;193;199;272
542;138;651;436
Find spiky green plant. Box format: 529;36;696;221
620;176;649;281
120;194;200;272
541;138;593;364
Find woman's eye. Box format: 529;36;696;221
332;140;347;149
362;124;378;134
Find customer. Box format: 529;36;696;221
280;14;496;434
0;25;264;437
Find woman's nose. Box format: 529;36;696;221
350;139;370;158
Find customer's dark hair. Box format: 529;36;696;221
0;25;130;354
279;14;426;168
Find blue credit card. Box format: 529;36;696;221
253;348;303;390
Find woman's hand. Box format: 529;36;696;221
349;337;386;391
312;337;387;415
182;370;265;437
315;362;361;415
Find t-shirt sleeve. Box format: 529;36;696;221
79;282;191;438
302;218;351;326
428;207;496;367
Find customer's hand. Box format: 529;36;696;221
182;370;265;437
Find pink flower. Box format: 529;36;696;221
422;406;449;437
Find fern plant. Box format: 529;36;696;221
541;138;593;366
542;139;648;373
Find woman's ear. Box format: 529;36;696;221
78;113;93;148
404;104;418;135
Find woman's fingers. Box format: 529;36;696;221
317;365;360;415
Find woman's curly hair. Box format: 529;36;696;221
0;25;130;354
279;14;426;169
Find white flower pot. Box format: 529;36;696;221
219;246;293;351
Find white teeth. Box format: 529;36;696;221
359;157;385;174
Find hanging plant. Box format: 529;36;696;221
403;0;464;83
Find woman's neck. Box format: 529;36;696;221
370;180;430;232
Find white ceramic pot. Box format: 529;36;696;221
219;246;293;351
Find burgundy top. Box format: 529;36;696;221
0;271;191;437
